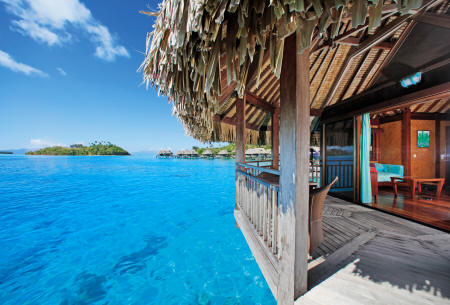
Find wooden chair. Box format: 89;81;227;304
309;177;338;253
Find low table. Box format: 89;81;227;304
391;176;445;199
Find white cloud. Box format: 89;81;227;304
0;50;48;77
30;139;66;148
1;0;129;61
56;67;67;76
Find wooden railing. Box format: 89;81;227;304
326;160;353;189
245;159;274;168
235;162;281;294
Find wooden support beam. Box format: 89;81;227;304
436;98;450;113
321;13;413;109
278;33;310;305
402;108;412;176
311;47;340;106
311;47;331;85
245;92;274;113
366;21;416;89
272;108;280;170
235;98;246;163
246;106;260;125
352;49;383;95
423;99;441;113
413;12;450;29
338;37;395;50
337;51;371;102
435;119;441;177
220;99;236;119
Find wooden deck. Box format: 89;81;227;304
369;188;450;231
299;196;450;305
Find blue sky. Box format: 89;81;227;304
0;0;205;152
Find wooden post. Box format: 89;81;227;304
355;116;361;202
235;98;246;164
402;108;411;176
235;98;246;226
435;119;440;177
272;107;280;170
277;33;310;305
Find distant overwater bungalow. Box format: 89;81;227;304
141;1;450;304
217;149;231;158
176;149;199;159
201;149;214;158
157;149;173;158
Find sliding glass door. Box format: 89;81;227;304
323;119;355;201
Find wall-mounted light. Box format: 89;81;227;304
400;72;422;88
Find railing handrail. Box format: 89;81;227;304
237;169;280;191
237;162;280;176
246;159;273;164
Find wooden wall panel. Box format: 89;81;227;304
411;120;435;178
379;121;402;165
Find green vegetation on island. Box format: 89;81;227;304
26;141;130;156
192;143;271;156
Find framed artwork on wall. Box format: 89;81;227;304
417;130;430;148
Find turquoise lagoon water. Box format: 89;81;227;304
0;155;275;305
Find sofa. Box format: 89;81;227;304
373;163;404;186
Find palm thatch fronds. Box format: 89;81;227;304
140;0;423;142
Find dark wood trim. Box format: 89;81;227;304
322;81;450;124
355;116;361;202
310;108;322;116
379;112;450;124
338;37;394;50
413;12;450;29
402;108;412;176
436;119;441;177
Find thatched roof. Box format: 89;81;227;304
158;149;173;155
141;0;445;144
218;149;230;155
202;149;214;155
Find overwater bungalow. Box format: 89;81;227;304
217;149;231;158
157;149;173;158
202;149;215;158
141;1;449;304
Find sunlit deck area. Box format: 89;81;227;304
300;195;450;305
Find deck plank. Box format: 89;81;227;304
299;196;450;305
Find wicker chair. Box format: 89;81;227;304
309;177;338;253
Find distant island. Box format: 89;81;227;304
26;142;130;156
0;151;13;154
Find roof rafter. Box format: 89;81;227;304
245;92;274;113
320;12;416;110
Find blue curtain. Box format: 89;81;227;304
360;114;372;203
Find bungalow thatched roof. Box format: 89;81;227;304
218;149;230;155
202;149;214;155
140;0;444;144
158;149;173;155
